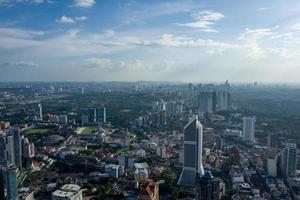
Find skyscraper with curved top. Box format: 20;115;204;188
178;116;204;187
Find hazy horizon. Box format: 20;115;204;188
1;0;300;82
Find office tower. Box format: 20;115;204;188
196;171;220;200
267;133;277;148
92;108;107;123
38;103;43;121
6;166;17;200
178;116;204;186
152;101;167;127
216;91;229;111
266;149;277;177
198;91;213;113
9;127;22;169
0;167;4;200
4;135;15;167
212;90;217;112
0;136;5;166
281;143;297;178
242;117;256;143
167;101;177;117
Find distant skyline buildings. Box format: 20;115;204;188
242;116;256;143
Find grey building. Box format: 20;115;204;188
178;116;204;187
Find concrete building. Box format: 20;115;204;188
9;127;22;169
6;166;17;200
281;143;297;178
3;135;15;167
52;184;82;200
0;167;5;200
38;103;43;121
198;92;213;113
178;116;204;186
242;116;256;143
152;101;167;127
266;149;277;177
58;115;68;124
196;171;221;200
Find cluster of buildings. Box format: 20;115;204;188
0;126;35;200
133;100;183;128
81;107;107;127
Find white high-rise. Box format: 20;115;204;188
242;116;256;143
178;116;204;187
281;143;297;178
38;103;43;121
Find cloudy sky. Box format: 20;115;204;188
1;0;300;82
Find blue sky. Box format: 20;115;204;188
1;0;300;82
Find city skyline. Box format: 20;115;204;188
1;0;300;82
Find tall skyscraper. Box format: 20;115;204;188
91;108;107;123
178;116;204;186
38;103;43;121
281;143;297;178
196;171;220;200
198;92;213;113
242;116;256;143
216;91;229;111
9;127;22;169
4;135;15;167
0;136;5;166
152;101;167;127
266;148;277;177
0;167;5;200
6;166;17;200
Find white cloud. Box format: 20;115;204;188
74;0;95;7
0;61;38;68
75;16;87;21
56;16;75;24
176;10;224;32
56;15;88;24
258;7;272;11
292;23;300;30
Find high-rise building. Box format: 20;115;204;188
196;171;220;200
0;136;5;166
0;167;5;200
266;148;277;177
38;103;43;121
216;91;229;111
152;101;167;127
9;127;22;169
178;116;204;186
4;135;15;167
281;143;297;178
91;108;107;123
6;166;17;200
242;117;256;143
198;91;213;113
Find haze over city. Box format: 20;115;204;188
1;0;300;82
